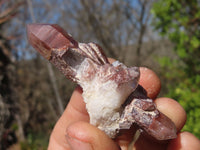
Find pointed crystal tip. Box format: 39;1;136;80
27;24;78;59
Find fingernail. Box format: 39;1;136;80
66;135;93;150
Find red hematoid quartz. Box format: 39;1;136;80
27;24;177;140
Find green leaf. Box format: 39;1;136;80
190;36;200;49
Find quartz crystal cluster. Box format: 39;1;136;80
27;24;177;140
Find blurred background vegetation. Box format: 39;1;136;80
0;0;199;149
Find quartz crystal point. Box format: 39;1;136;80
27;24;177;140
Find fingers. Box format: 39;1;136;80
48;86;89;150
138;68;186;131
156;101;200;150
137;68;187;137
139;67;161;99
133;97;187;150
155;98;186;131
133;132;200;150
64;86;89;124
66;121;120;150
167;132;200;150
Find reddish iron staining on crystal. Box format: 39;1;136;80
27;24;78;60
27;24;177;140
120;85;177;140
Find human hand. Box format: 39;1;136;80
48;65;200;150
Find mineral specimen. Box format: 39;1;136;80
27;24;177;140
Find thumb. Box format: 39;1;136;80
66;121;120;150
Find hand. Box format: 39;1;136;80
48;65;200;150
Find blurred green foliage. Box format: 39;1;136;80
152;0;200;138
20;132;48;150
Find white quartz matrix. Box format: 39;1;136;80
76;59;140;138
